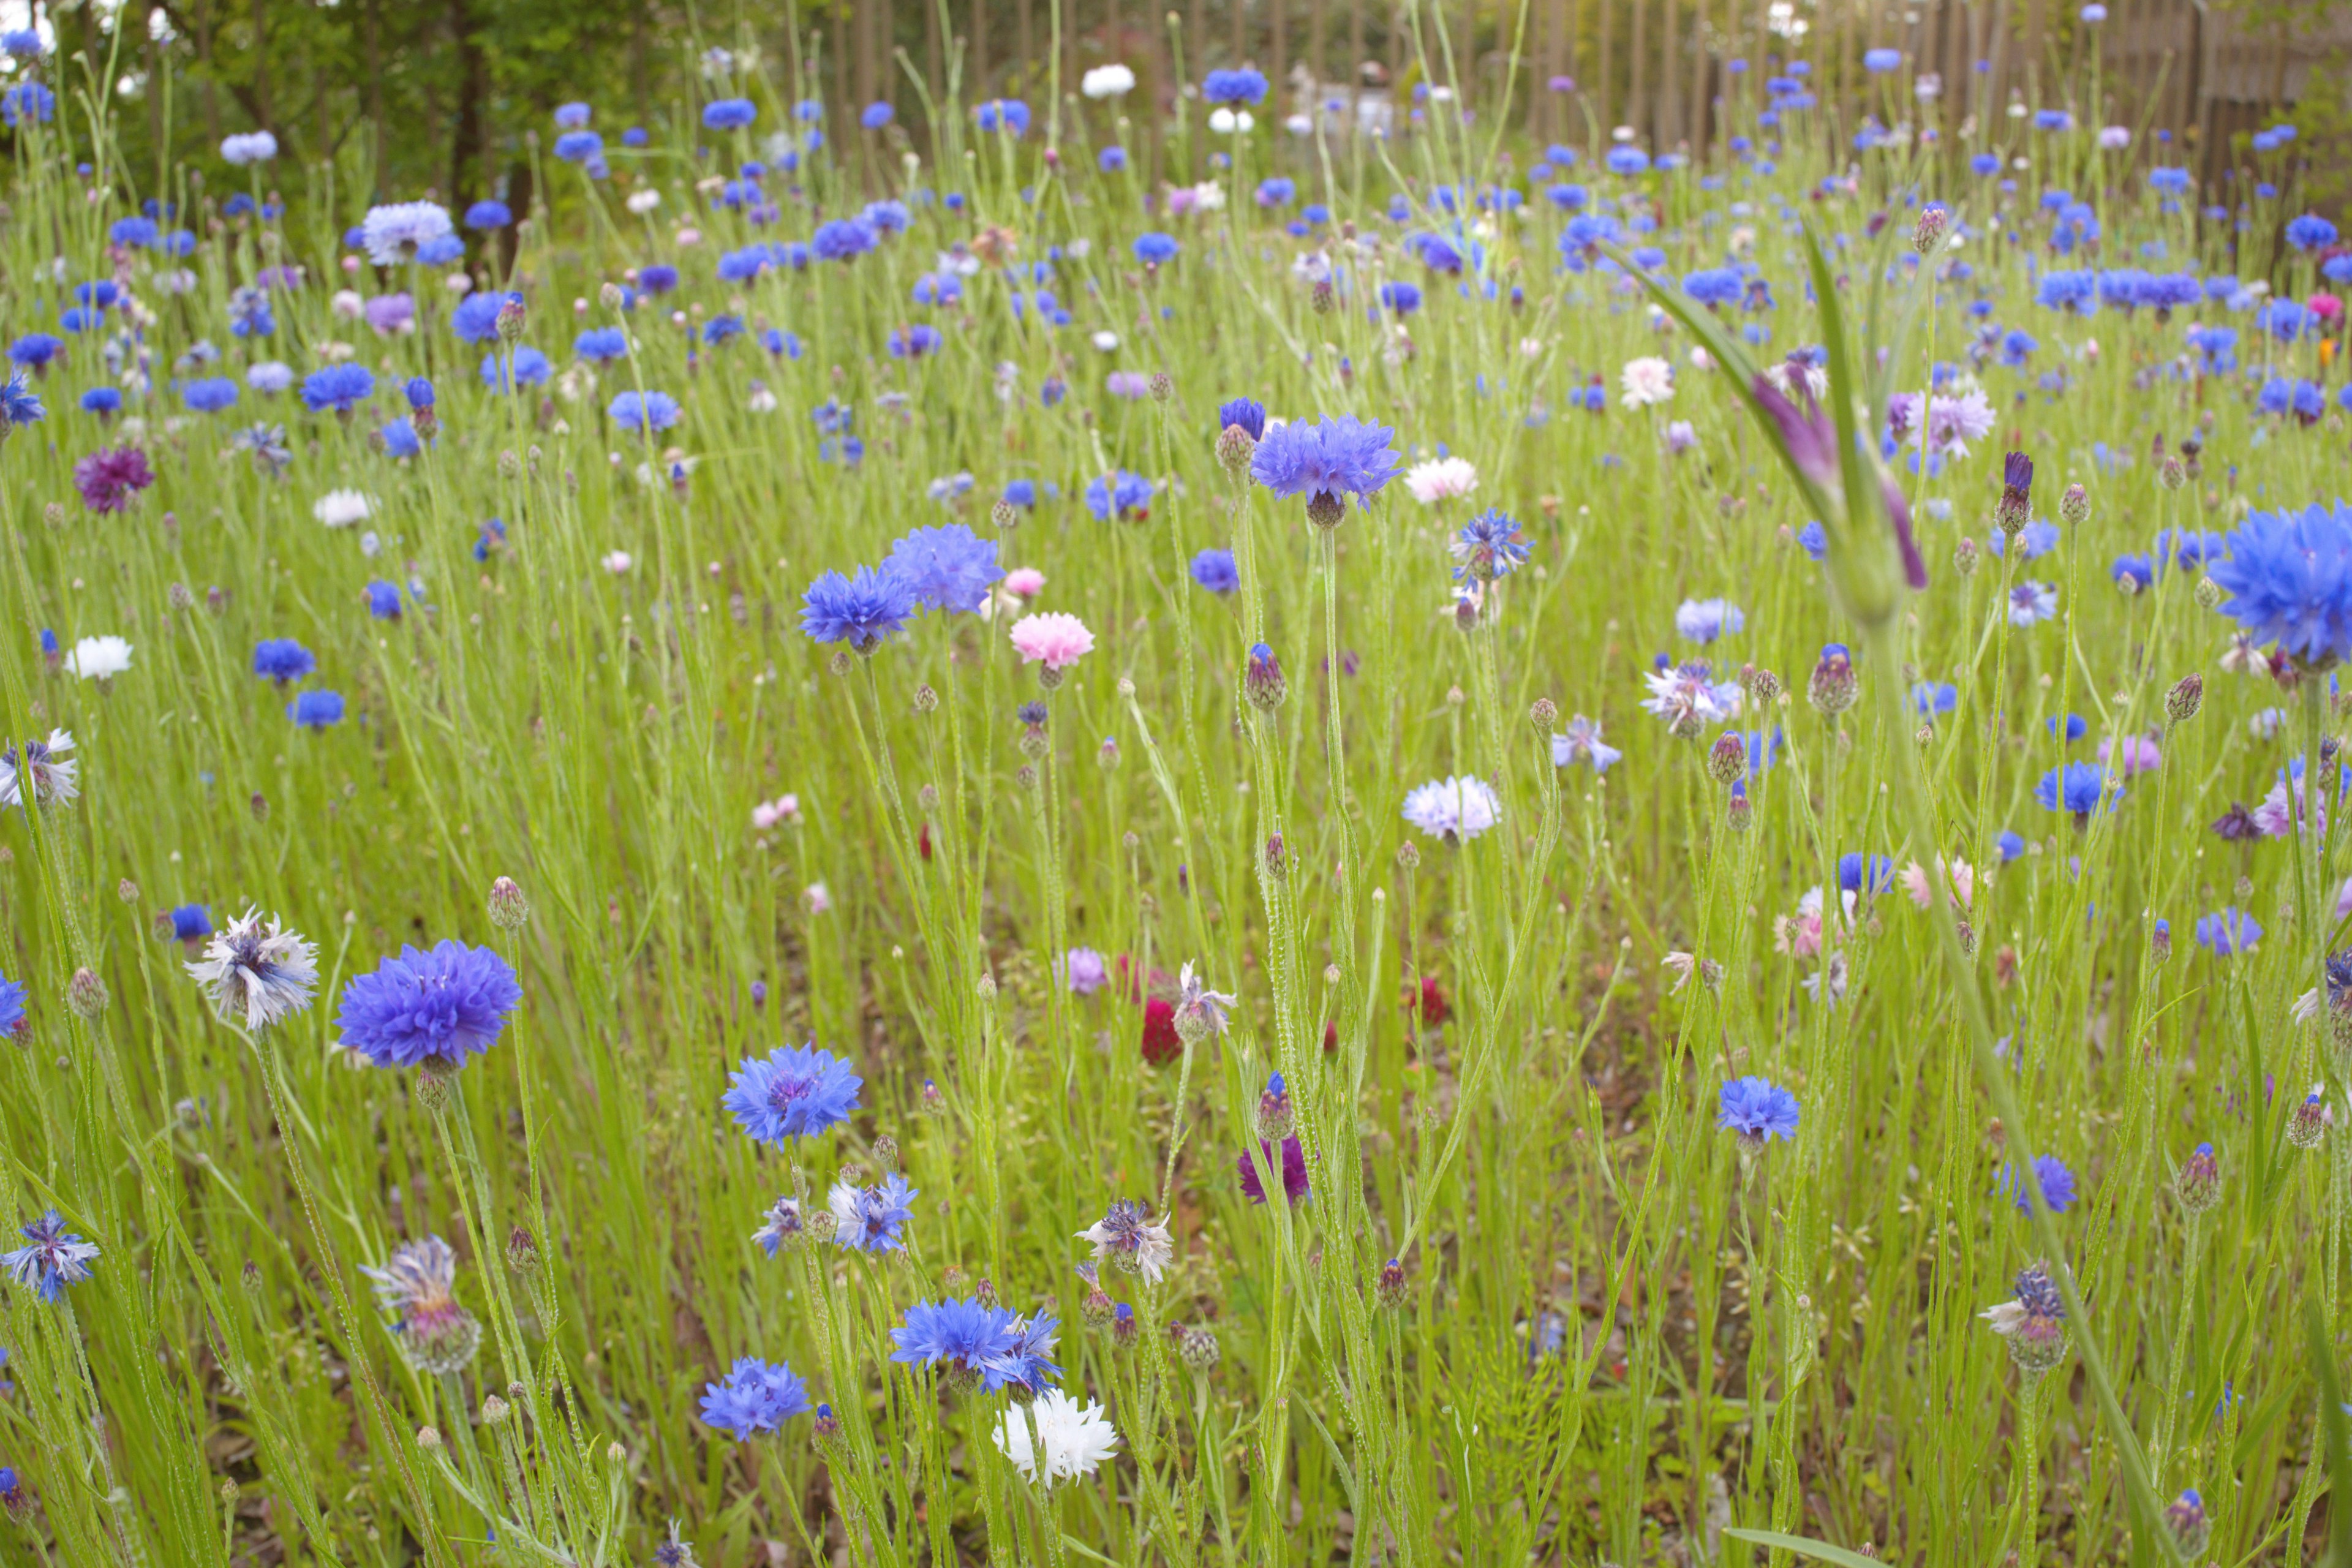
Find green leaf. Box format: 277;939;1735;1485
1722;1527;1885;1568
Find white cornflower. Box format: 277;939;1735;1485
65;636;133;681
993;1389;1121;1483
314;489;374;528
1401;775;1501;843
601;551;633;575
1081;64;1136;99
1403;456;1479;503
625;189;663;216
185;908;320;1031
221;130;278;165
1619;355;1675;408
1075;1199;1175;1283
0;731;80;809
358;200;454;267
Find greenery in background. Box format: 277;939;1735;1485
0;7;2348;1566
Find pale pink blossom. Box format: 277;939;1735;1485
2095;731;2162;776
1899;856;1975;911
802;881;832;914
1619;355;1675;408
1403;456;1479;503
752;794;801;831
1009;612;1096;670
1005;567;1046;598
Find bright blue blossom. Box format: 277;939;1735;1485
183;376;239;414
464;200;512;230
974;98;1031;134
2037;760;2120;816
479;348;551;391
252;638;315;682
574;327;627;362
862;100;894;129
287;690;344;728
831;1173;919;1252
1997;1153;2078;1214
1451;510;1530;581
1218;398;1265;439
801;565;917;651
1202;68;1269;104
608;390;680;432
2;1212;98;1302
1190;548;1240;594
702;98;758;130
1085;470;1155;521
722;1043;862;1144
2195;907;2262;955
1134;232;1179;265
2;370;47;431
885;524;1002;612
300;363;374;413
1250;413;1403;518
698;1357;810;1439
335;941;524;1071
1717;1076;1800;1145
2286;214;2340;251
2208;502;2352;666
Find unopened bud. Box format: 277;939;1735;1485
1912;206;1948;255
2059;482;2090;525
1953;536;1978;576
2166;673;2203;725
2194;576;2223;610
873;1134;900;1172
1706;733;1747;785
249;791;270;823
488;875;530;929
1529;697;1559;729
2158;454;2185;491
1305;492;1346;529
481;1395;511;1425
2174;1142;2220;1214
1147;371;1174;402
1177;1323;1221;1371
1243;643;1286;710
116;878;138;903
1215;424;1257;477
417;1426;444;1452
912;684;940;714
1310;279;1335;314
66;967;107;1019
507;1226;541;1275
496;295;527;342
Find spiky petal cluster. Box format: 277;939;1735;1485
697;1357;811;1440
0;730;78;809
1248;413;1403;523
828;1172;919;1252
891;1297;1062;1392
722;1044;864;1144
361;1237;481;1374
2;1210;99;1302
185;909;320;1031
884;524;1003;614
2208;501;2352;668
800;565;918;652
1074;1199;1175;1281
993;1389;1122;1483
1238;1136;1311;1204
1716;1076;1801;1148
334;940;522;1069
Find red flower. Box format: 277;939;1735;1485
918;821;933;862
1140;997;1181;1065
1321;1019;1338;1054
1403;975;1450;1030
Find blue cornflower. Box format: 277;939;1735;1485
450;291;508;343
1910;680;1958;715
464;200;513;230
698;1357;810;1440
1001;478;1038;509
383;414;423;454
552;101;591;129
1450;509;1529;582
1099;145;1128;172
1838;853;1896;895
2286;214;2339;252
1673;598;1745;643
287;690;344;728
1250;413;1403;522
862;100;895;129
9;334;62;371
1997;830;2027;861
300;363;374;413
1255;176;1295;208
639;265;679;294
1862;46;1902;71
1605;145;1651;175
1684;267;1744;307
801;565;916;652
1378;280;1423;314
992;1311;1063;1393
974;97;1031;135
1133;232;1180;265
829;1172;919;1252
2046;713;2087;742
404;377;435;412
1;81;55;127
552;130;603;164
2037;760;2120;816
252;638;315;682
2;1212;99;1302
365;580;404;619
480;348;551;391
574;327;627;363
2209;502;2352;666
885;523;1002;613
0;968;23;1034
334;941;524;1071
884;1297;1025;1382
723;1044;862;1143
1996;1153;2078;1214
167;905;213;943
1717;1076;1800;1147
1084;470;1155;521
2195;907;2262;955
1190;548;1240;594
813;218;876;262
110;216;159;248
1218;398;1266;440
0;369;43;432
2008;580;2060;625
608;390;681;433
1202;68;1269;105
181;376;239;414
703;315;745;347
703;98;758;130
2113;554;2155;591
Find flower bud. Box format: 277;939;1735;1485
2174;1142;2220;1214
1807;643;1858;715
1376;1257;1409;1308
488;875;530;929
249;791;270;823
1263;834;1288;881
507;1225;541;1275
873;1133;900;1172
1305;492;1346;529
2165;673;2203;725
1395;842;1421;871
2193;576;2223;610
1740;665;1782;706
496;294;527;343
813;1403;842;1443
1529;696;1559;729
1256;1072;1294;1140
1310;279;1335;314
1176;1323;1221;1372
2164;1490;2211;1559
66;967;107;1020
1727;791;1754;832
1147;371;1174;402
1215;423;1257;477
1912;205;1948;255
2158;453;2185;490
481;1395;511;1426
1953;536;1979;576
1706;733;1747;785
1244;643;1286;710
2289;1090;2329;1149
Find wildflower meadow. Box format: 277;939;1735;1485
0;7;2350;1565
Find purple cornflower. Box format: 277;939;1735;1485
1717;1076;1800;1148
1239;1135;1311;1204
1250;414;1404;525
698;1357;810;1439
1061;948;1110;995
722;1044;862;1144
829;1172;919;1252
884;524;1003;614
1997;1153;2079;1215
800;565;917;652
334;941;524;1071
3;1211;99;1302
72;446;155;512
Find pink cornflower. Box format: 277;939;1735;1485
2096;731;2162;776
2311;293;2344;325
1009;612;1095;671
1899;856;1975;911
752;794;801;831
1005;567;1046;598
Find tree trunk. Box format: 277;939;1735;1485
447;0;487;203
1661;0;1680;150
1595;0;1612;128
1630;0;1647;138
366;0;384;190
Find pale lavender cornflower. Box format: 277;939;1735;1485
2008;581;2060;626
1060;948;1110;995
1171;963;1236;1046
2;1211;99;1302
1402;775;1502;842
1925;389;1996;458
1673;598;1745;643
184;909;320;1031
1641;662;1744;734
1075;1198;1175;1281
1551;715;1623;773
